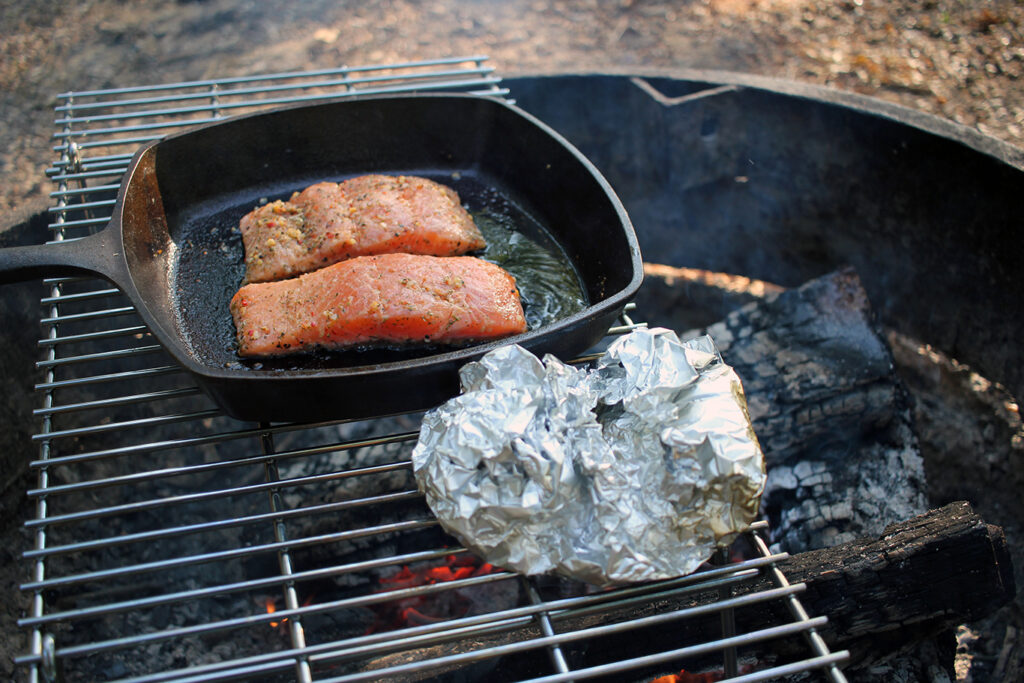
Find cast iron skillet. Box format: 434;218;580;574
0;94;642;423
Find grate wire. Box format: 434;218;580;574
16;57;847;683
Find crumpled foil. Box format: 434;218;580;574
411;327;766;586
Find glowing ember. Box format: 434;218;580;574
368;553;506;633
650;664;754;682
265;598;285;628
650;672;721;683
263;594;314;629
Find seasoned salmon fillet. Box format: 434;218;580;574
240;175;486;283
230;254;527;357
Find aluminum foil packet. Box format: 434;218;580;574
411;327;766;586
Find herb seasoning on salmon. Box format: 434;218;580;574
230;254;527;357
240;174;486;283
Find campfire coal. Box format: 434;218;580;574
5;70;1022;682
367;555;513;632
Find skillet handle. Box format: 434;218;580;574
0;228;121;287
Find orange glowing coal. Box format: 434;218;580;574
264;594;315;629
265;598;285;628
379;555;495;589
368;553;503;633
650;664;753;682
650;671;721;683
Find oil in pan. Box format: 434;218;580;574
172;170;589;371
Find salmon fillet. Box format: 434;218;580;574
240;175;486;283
230;254;527;357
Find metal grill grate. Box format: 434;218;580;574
15;58;849;683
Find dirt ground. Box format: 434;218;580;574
1;1;1022;681
1;0;1022;216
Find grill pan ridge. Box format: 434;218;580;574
13;58;848;683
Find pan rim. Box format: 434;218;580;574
117;92;644;382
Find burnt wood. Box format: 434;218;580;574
349;502;1012;681
674;266;929;554
767;500;1014;668
604;501;1012;679
585;502;1014;677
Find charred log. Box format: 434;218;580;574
348;502;1011;681
675;266;930;553
764;500;1013;667
643;263;1024;679
574;501;1013;676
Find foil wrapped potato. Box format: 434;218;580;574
412;327;766;586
